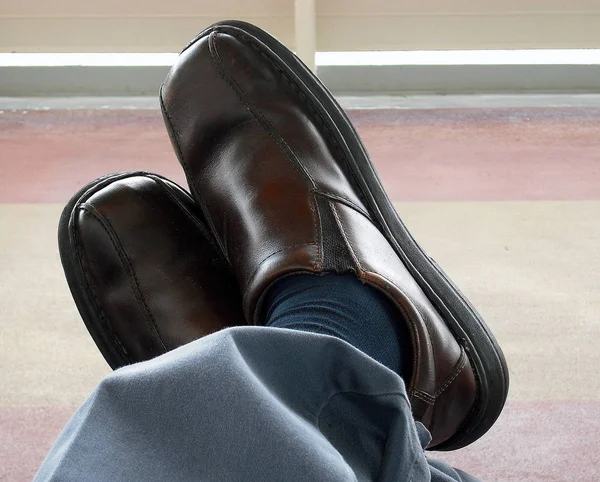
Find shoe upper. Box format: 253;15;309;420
71;174;245;365
161;29;476;448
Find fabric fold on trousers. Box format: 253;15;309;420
34;327;479;482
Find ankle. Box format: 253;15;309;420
264;273;412;380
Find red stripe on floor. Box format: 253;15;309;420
1;108;599;203
351;108;600;202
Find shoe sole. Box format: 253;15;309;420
167;21;510;451
58;171;190;370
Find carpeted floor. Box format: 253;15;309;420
1;107;599;481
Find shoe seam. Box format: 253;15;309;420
410;390;435;405
223;27;364;207
314;190;372;221
78;203;169;353
433;347;468;398
222;26;377;262
71;208;132;364
329;200;362;274
409;348;468;404
209;30;318;192
208;31;323;273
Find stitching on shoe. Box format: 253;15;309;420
71;208;132;363
224;28;374;213
434;347;468;398
410;390;435;405
329;201;362;273
314;190;372;221
208;30;323;272
409;348;468;404
222;26;380;267
207;31;318;189
226;31;350;178
78;203;169;353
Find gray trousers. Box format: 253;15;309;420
35;327;479;481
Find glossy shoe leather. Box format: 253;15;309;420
58;171;245;369
160;22;509;450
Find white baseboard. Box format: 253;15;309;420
318;65;600;95
0;63;599;96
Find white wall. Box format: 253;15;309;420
1;0;599;53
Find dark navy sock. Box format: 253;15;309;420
264;273;412;380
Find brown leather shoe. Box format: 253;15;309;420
160;21;509;450
58;171;245;369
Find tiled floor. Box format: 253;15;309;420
1;107;599;481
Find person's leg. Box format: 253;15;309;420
35;327;480;482
264;273;412;380
40;177;480;481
